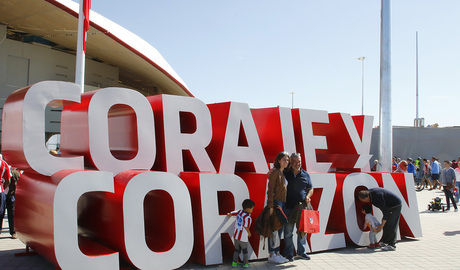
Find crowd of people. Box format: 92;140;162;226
391;156;459;212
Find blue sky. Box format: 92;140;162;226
90;0;460;127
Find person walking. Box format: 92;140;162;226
454;157;460;203
0;157;11;234
431;157;442;189
4;169;19;238
441;160;457;212
418;158;433;190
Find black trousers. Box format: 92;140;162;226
380;204;402;246
443;187;457;210
0;195;15;235
0;192;5;231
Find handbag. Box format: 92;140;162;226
298;210;320;234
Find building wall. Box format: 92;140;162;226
0;25;121;139
370;126;460;167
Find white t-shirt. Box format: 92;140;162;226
363;213;380;230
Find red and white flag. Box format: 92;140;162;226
75;0;91;90
82;0;91;52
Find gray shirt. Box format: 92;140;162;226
441;167;456;186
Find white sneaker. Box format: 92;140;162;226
275;255;288;263
268;255;277;264
381;245;396;251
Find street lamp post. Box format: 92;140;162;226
289;92;294;108
357;56;366;115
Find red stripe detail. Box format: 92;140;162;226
235;229;242;241
82;0;91;52
277;205;288;220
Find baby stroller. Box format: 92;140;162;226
427;197;446;212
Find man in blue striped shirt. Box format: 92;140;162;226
431;157;442;189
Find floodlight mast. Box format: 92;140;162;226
378;0;392;172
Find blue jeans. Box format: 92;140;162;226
369;230;378;244
268;229;282;254
268;200;286;254
283;221;307;258
0;192;5;230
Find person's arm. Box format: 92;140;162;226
227;210;238;217
305;188;313;204
305;174;314;204
3;162;11;190
244;226;252;238
363;221;369;230
3;177;9;191
375;219;386;232
267;170;278;214
452;169;456;187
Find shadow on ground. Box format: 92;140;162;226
443;230;460;236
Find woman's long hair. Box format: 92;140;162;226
273;151;290;169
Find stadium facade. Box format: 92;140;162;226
0;0;192;140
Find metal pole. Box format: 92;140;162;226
75;0;86;93
357;57;366;115
378;0;392;172
289;92;294;108
416;31;419;119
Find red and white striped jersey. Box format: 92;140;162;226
229;209;252;242
0;159;11;193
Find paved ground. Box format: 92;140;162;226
0;187;459;269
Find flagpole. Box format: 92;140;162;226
75;0;88;93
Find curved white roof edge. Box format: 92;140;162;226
52;0;190;95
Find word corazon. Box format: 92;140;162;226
1;81;421;270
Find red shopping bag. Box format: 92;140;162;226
298;210;320;234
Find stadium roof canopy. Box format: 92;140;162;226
0;0;193;97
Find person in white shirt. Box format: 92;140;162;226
362;204;381;248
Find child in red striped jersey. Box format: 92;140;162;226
227;199;255;268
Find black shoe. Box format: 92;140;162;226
286;256;294;262
297;253;311;260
